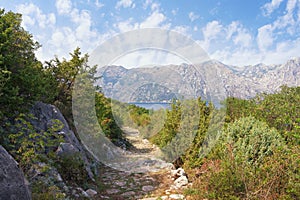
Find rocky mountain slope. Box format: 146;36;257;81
97;58;300;102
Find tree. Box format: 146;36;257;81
45;48;98;129
0;9;55;117
150;99;182;148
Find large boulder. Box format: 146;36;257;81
29;101;96;180
0;145;32;200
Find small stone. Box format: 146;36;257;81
160;196;169;200
106;188;120;194
81;191;89;198
169;194;185;199
121;191;136;196
171;168;186;178
174;176;188;188
115;181;126;186
142;185;155;192
86;189;97;197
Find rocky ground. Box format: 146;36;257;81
94;127;191;200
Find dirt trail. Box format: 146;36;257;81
95;127;188;200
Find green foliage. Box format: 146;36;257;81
6;114;63;172
189;117;298;199
222;116;283;166
225;86;300;145
253;85;300;145
31;182;66;200
0;9;56;117
55;152;89;186
212;117;284;199
224;97;255;123
183;99;214;167
45;47;98;131
95;92;124;141
128;104;150;127
111;100;166;139
150;100;182;148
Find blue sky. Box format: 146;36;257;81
1;0;300;67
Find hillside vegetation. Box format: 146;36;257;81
0;9;299;199
129;86;300;199
0;9;127;199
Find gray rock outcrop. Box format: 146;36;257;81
29;101;95;180
0;145;32;200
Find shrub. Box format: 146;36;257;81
188;117;298;199
55;152;89;186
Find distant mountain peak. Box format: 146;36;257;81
97;57;300;102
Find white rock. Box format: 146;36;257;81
86;188;97;197
171;167;186;178
142;139;149;144
81;191;89;198
169;194;185;199
174;176;188;188
142;185;155;192
106;188;120;194
121;191;135;196
178;168;186;176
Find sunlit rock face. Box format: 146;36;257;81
0;145;32;200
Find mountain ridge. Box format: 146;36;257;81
96;58;300;103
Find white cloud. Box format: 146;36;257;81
262;0;285;16
14;0;100;61
150;2;160;11
226;21;239;40
298;1;300;21
200;20;223;51
22;15;35;28
172;9;178;15
226;21;252;47
55;0;72;15
142;0;160;11
173;25;189;35
234;31;252;47
113;9;167;32
286;0;297;13
95;0;104;9
202;20;223;40
188;12;199;22
16;3;56;29
112;49;186;68
257;24;274;52
143;0;152;9
140;11;166;28
115;0;135;9
113;18;138;32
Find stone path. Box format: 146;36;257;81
94;127;189;200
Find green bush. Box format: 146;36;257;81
190;117;298;199
31;182;66;200
55;152;89;186
6;114;63;172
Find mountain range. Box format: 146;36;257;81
96;58;300;103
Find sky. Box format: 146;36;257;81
1;0;300;68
